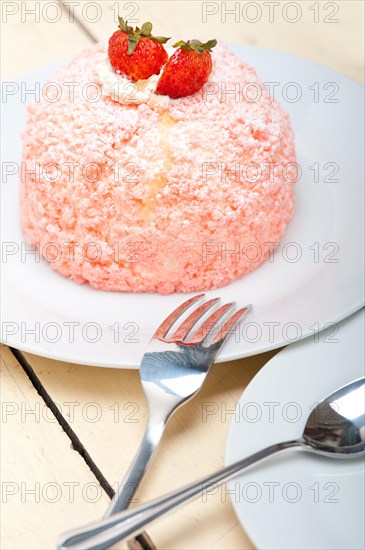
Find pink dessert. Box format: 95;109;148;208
21;43;297;294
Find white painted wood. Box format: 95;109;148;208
1;0;92;80
25;351;278;549
0;345;114;550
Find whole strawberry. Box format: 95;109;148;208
156;39;217;99
108;17;169;82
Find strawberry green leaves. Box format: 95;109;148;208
173;39;217;54
118;16;170;55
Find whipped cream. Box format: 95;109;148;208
96;58;168;105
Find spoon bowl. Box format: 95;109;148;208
302;377;365;456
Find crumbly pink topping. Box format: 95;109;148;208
21;43;296;293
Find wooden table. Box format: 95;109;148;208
1;2;364;549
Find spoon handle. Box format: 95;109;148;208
58;440;300;550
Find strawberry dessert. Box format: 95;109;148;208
21;19;297;294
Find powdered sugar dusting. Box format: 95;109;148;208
21;43;297;294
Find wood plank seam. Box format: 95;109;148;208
9;347;114;497
8;347;157;550
58;0;99;44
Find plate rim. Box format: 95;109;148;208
2;302;363;369
1;45;364;368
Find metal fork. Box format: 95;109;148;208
59;294;251;549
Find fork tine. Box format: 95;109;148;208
153;294;205;339
210;305;252;346
171;297;220;341
192;302;235;345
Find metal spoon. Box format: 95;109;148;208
59;377;365;550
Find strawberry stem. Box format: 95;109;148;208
117;16;170;55
173;39;217;54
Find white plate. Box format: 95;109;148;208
1;45;364;368
225;308;365;550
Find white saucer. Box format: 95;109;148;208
225;308;365;549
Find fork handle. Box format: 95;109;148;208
105;420;166;517
59;420;166;550
58;440;300;550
